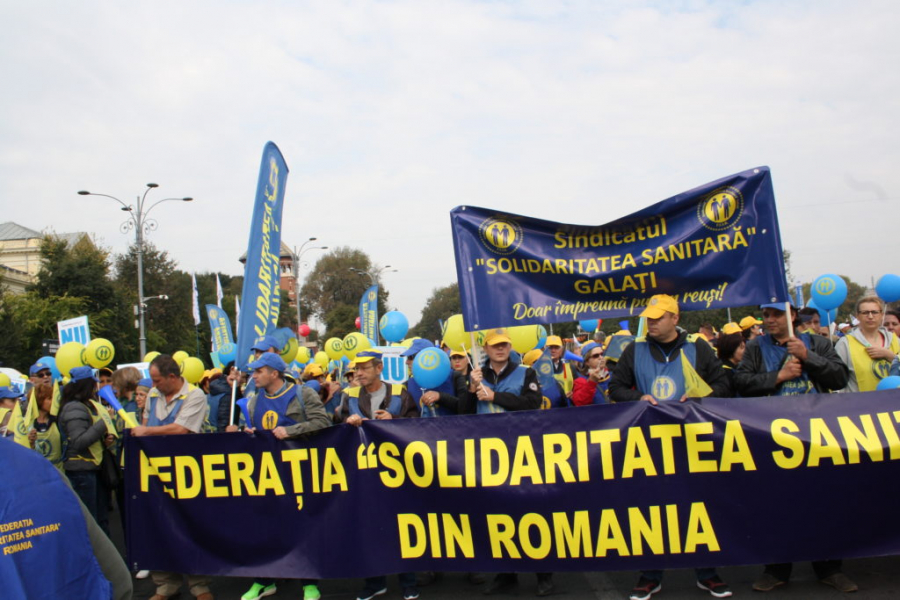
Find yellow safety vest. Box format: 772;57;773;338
70;400;118;467
33;418;64;473
848;334;900;392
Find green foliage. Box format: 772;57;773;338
0;292;88;370
411;283;461;341
323;304;358;340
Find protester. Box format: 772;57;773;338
796;307;820;334
884;309;900;334
135;377;151;425
0;386;22;436
131;354;214;600
216;363;244;430
27;382;63;471
732;304;854;592
545;335;574;401
449;349;470;375
834;296;899;392
0;435;133;600
571;341;609;405
734;304;849;397
715;323;745;392
336;349;420;600
338;350;419;424
58;366;117;536
29;359;53;387
698;323;717;344
226;352;329;600
461;328;551;596
402;339;466;417
98;367;114;389
740;315;763;340
607;295;732;599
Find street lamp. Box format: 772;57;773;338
292;238;327;338
78;184;192;359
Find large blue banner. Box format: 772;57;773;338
236;142;289;369
126;390;900;579
205;304;234;352
359;284;379;345
450;167;788;330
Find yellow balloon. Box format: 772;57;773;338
143;351;160;363
0;373;10;387
295;346;311;364
342;332;371;360
172;351;189;366
56;342;86;377
181;357;205;384
85;338;115;368
441;314;483;352
280;337;299;364
313;351;330;368
507;324;543;354
324;337;344;360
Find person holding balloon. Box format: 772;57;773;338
402;340;465;417
834;296;899;393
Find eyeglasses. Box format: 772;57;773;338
36;371;52;377
858;310;883;317
588;353;603;360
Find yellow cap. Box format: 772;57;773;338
740;315;762;330
545;335;563;348
449;349;468;358
482;328;513;346
721;322;742;335
640;294;679;319
303;363;325;378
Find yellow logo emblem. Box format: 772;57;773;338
417;350;439;371
479;217;523;256
261;410;279;430
697;187;744;231
815;277;836;296
873;360;890;380
651;376;678;401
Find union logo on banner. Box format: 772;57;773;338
697;187;744;231
478;217;523;255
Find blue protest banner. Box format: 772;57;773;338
359;284;379;345
205;304;234;352
235;142;289;369
127;390;900;579
450;167;789;329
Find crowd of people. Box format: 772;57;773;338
2;294;898;600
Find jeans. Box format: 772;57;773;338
67;469;110;536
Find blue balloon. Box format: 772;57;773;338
810;274;847;311
218;342;237;365
876;274;900;303
579;319;599;332
412;347;451;389
876;376;900;391
379;311;409;343
39;355;60;380
536;325;547;351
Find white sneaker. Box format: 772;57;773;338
136;570;150;579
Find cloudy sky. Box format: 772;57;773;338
1;0;897;325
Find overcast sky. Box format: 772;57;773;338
1;0;897;326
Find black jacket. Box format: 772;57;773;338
608;330;731;402
734;333;848;396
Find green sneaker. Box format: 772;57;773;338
303;584;322;600
242;581;278;600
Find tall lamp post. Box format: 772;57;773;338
77;184;193;359
349;265;398;345
292;238;327;338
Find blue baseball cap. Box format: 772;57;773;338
400;338;435;358
251;335;280;352
29;361;51;376
353;350;382;364
70;366;98;382
247;352;287;372
581;342;602;358
137;378;153;389
0;386;23;400
760;302;795;311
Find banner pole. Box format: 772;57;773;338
228;379;237;427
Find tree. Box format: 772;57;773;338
0;292;88;371
299;247;390;335
411;283;461;341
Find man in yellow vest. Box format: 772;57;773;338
545;335;574;401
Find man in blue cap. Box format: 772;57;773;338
227;352;330;600
338;350;419;426
734;303;854;593
29;360;53;389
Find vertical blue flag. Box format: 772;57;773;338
236;142;289;369
359;285;379;345
206;304;235;351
